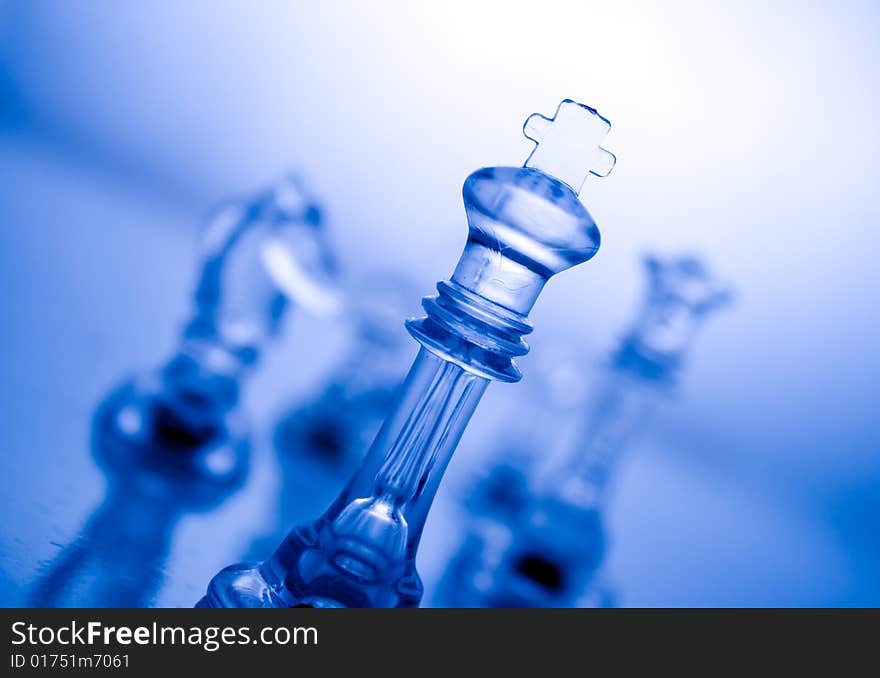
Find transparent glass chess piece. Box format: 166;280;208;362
97;174;338;489
274;272;416;470
196;99;617;608
242;273;417;559
462;344;591;525
30;175;339;607
435;254;732;607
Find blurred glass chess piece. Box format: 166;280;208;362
435;253;732;607
275;272;416;471
197;98;617;608
30;175;339;607
243;272;416;559
461;344;591;526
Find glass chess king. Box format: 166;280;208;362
197;99;617;608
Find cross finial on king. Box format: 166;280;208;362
523;99;616;195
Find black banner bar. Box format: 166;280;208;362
2;609;877;674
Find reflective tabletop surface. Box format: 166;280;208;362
0;130;873;607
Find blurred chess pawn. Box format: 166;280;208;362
275;272;416;468
461;342;592;525
30;175;339;607
242;272;417;560
435;253;732;608
431;342;594;607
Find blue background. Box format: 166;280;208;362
0;0;878;606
